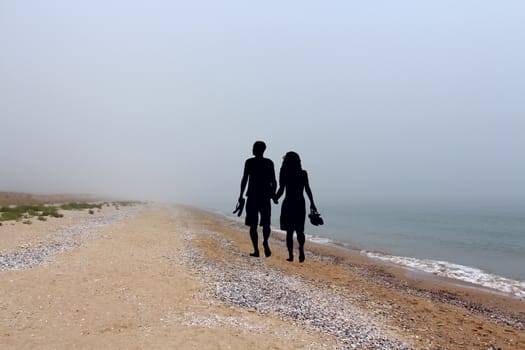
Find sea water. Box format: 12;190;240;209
216;199;525;299
303;200;525;299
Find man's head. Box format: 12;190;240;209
252;141;266;157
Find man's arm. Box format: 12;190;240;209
239;160;249;199
269;161;277;198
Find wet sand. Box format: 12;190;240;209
1;204;523;349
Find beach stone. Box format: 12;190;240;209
176;224;413;350
0;206;143;272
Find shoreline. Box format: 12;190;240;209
191;206;525;348
218;210;525;301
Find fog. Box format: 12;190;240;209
1;1;524;207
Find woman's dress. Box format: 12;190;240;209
280;170;307;232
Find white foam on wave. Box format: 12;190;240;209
214;209;525;299
307;235;333;244
271;230;333;244
364;251;525;300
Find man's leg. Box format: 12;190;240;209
260;198;272;257
245;198;259;257
249;225;259;257
262;225;271;257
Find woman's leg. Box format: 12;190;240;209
297;231;305;262
286;230;294;261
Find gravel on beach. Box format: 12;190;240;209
0;207;142;272
2;205;521;349
174;222;413;350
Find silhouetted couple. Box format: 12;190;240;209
236;141;318;263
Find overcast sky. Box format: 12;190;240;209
1;1;524;207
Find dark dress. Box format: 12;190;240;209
280;170;307;233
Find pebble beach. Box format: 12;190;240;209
1;203;524;349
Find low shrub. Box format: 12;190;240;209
60;202;102;211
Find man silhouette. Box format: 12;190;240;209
237;141;276;257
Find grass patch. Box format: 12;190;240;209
60;202;102;211
42;206;63;218
0;206;37;221
0;201;140;222
112;201;139;207
0;203;96;222
111;201;141;210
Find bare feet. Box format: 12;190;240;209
263;242;271;257
299;247;305;263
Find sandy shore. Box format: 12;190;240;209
1;204;523;349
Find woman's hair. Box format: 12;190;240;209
279;151;302;184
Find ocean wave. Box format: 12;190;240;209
364;251;525;300
307;235;333;244
216;209;525;299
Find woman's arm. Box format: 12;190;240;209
274;183;284;202
274;172;285;203
304;171;317;210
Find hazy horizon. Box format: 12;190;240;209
1;1;524;208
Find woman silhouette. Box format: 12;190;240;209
274;152;317;262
